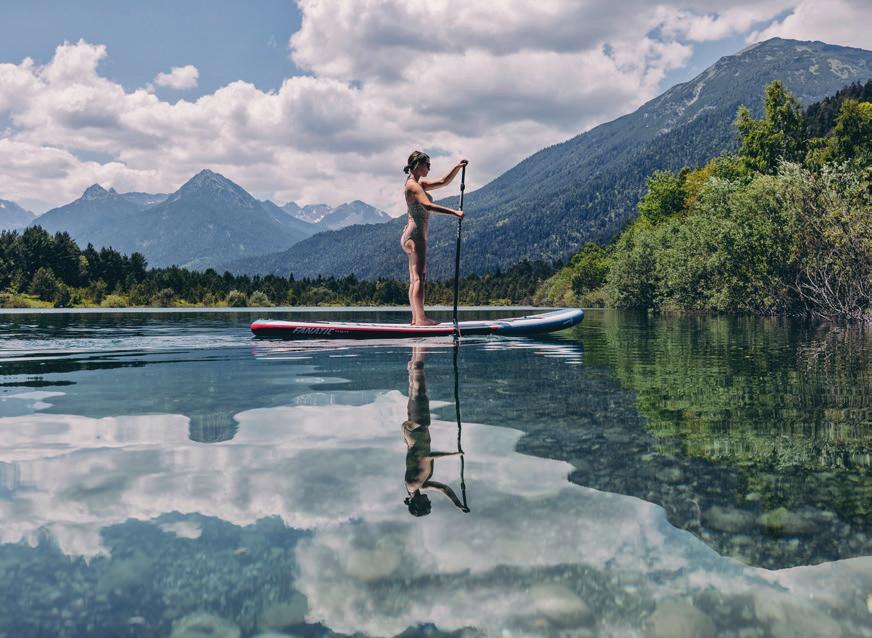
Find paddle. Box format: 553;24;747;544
453;339;469;512
452;164;466;339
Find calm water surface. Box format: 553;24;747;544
0;308;869;637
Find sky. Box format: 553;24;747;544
0;0;870;215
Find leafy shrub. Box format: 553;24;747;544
248;290;273;307
87;279;108;304
638;170;687;225
606;223;659;309
52;284;73;308
569;243;610;295
101;294;128;308
29;267;60;301
301;286;339;306
225;289;248;307
779;162;871;321
152;288;175;307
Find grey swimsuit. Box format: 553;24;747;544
401;187;431;250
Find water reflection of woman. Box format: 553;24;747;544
403;346;469;516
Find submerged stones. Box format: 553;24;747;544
703;506;756;533
529;583;593;627
646;600;716;638
703;505;819;538
170;611;241;638
757;507;816;536
751;591;841;638
257;593;308;632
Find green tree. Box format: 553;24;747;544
248;290;272;307
87;279;108;304
29;267;60;301
301;286;339;306
638;170;687;225
152;288;175;307
606;224;659;309
52;284;73;308
569;243;609;294
779;162;871;322
828;99;872;167
225;289;248;307
736;80;806;174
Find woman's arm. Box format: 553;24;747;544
423;480;470;512
420;160;467;191
426;451;463;459
409;181;464;218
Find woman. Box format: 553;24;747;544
402;151;467;326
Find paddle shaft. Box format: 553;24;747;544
452;165;466;335
453;338;468;511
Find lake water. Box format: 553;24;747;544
0;308;869;637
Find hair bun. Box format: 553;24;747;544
403;165;411;174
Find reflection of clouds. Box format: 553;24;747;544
0;390;66;416
0;392;413;556
0;390;868;636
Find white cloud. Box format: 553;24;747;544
748;0;872;50
657;3;795;42
154;64;199;89
0;3;862;216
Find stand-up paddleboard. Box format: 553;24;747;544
250;308;583;340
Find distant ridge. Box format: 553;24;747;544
33;185;145;247
281;200;391;229
0;199;36;231
226;38;872;280
102;169;320;269
30;170;319;269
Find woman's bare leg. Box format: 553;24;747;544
406;240;423;324
405;240;437;325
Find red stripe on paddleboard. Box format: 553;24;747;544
250;322;499;333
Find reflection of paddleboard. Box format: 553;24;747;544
251;308;584;340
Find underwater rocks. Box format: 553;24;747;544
170;611;241;638
646;600;716;638
757;507;817;536
529;583;593;627
703;506;757;533
258;593;308;632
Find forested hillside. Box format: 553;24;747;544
538;80;871;322
227;38;872;280
0;225;554;309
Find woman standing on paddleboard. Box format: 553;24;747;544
402;151;467;326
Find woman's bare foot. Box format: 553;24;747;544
413;318;440;326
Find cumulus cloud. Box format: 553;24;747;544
0;3;856;214
748;0;872;50
154;64;199;89
657;2;794;42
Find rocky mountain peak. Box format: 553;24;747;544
169;169;257;209
81;184;110;200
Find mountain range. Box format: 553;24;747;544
24;171;390;270
225;37;872;280
281;200;392;229
0;199;36;232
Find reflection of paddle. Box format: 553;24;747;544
453;341;469;512
452;164;466;341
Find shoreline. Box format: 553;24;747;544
0;304;557;314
